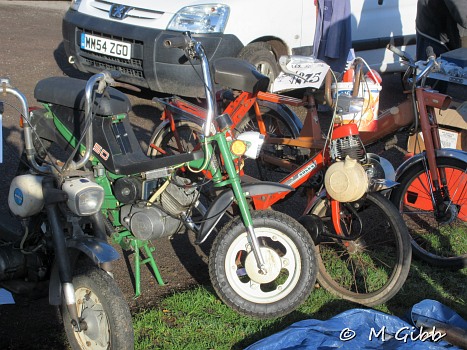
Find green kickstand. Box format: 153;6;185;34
131;238;165;298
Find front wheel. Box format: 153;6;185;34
390;156;467;268
209;210;317;319
310;192;412;306
61;266;134;350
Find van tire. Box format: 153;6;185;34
238;42;280;89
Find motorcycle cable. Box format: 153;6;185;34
0;100;62;174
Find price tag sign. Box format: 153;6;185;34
439;128;459;149
272;58;330;92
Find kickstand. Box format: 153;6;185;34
129;238;165;298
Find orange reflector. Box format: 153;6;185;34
230;140;247;156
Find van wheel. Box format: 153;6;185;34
238;42;279;89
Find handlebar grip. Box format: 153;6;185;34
164;36;190;49
426;46;436;59
386;44;413;63
109;70;122;79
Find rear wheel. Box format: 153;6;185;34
390;157;467;268
147;120;201;157
309;192;412;306
235;109;307;181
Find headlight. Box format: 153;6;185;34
236;131;265;159
62;178;104;216
167;4;230;33
70;0;82;11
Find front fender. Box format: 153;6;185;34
395;149;467;182
66;236;120;264
196;182;293;244
257;99;302;137
48;237;120;305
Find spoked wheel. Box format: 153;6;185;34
61;267;134;350
209;210;317;319
147;120;209;191
391;157;467;268
147;120;202;157
310;192;412;306
235;108;306;181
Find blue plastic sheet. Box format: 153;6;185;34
245;300;465;349
0;288;14;305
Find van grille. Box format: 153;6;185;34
90;0;164;20
82;58;145;79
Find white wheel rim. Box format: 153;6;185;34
73;287;110;350
224;227;302;304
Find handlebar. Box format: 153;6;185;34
386;44;414;65
386;43;438;86
164;32;217;137
163;35;191;49
1;78;50;173
62;70;140;171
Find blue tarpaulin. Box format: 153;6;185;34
0;288;14;305
245;300;466;349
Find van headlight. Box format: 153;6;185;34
236;131;265;159
62;178;104;216
167;5;230;33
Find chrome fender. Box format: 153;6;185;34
49;237;120;305
195;182;293;244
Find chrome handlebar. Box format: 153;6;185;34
1;78;50;173
386;44;439;87
164;31;217;137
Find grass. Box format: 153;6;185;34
132;259;466;350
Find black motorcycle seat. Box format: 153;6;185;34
212;57;270;94
48;104;204;176
34;76;131;116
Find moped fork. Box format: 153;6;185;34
415;88;453;219
208;132;267;272
42;177;82;331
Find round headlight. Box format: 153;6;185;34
62;178;104;216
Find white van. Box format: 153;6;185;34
62;0;417;97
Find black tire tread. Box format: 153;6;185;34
390;156;467;269
209;210;317;319
61;266;134;350
315;192;412;306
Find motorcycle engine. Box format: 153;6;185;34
329;125;366;163
326;124;368;202
120;176;198;241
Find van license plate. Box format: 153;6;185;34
80;33;131;60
